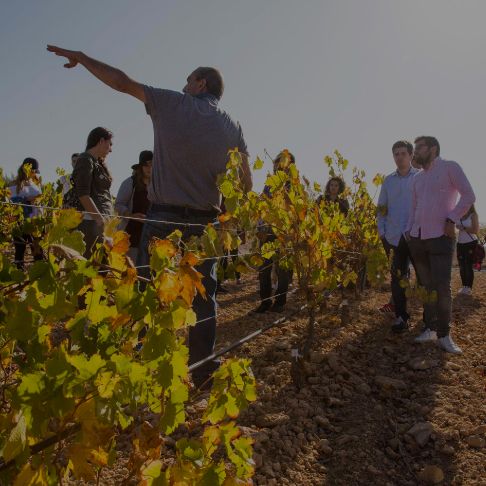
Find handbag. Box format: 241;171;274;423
460;217;484;264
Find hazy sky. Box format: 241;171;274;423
1;0;485;218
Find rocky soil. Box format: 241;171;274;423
215;269;486;485
67;268;485;485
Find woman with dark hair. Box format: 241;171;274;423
252;150;295;314
318;176;349;215
115;150;152;261
9;158;43;269
456;204;480;295
69;126;113;257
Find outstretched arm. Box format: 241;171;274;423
47;45;146;103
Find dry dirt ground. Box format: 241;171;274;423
65;268;485;486
214;269;485;486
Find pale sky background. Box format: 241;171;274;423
1;0;485;219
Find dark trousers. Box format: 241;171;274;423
259;255;292;306
220;247;241;281
457;241;476;288
137;208;218;387
78;220;104;258
13;234;43;270
408;236;454;338
389;236;413;322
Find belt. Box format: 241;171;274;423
150;203;219;218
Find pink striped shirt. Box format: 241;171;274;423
406;157;475;240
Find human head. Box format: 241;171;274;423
391;140;413;172
413;136;440;167
16;157;39;189
183;67;224;99
21;157;39;174
273;150;295;174
71;153;79;168
325;177;345;198
131;150;153;181
86;127;113;159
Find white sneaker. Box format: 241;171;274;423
414;328;438;343
437;335;462;354
458;286;472;295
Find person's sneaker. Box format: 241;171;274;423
414;328;438;343
251;302;271;314
437;335;463;354
378;303;395;314
269;303;285;313
235;277;242;285
458;286;472;295
391;316;408;333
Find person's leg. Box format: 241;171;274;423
462;241;476;289
135;208;220;387
126;246;138;263
230;247;241;281
273;260;291;307
390;237;411;329
427;236;454;338
456;243;468;287
188;256;219;387
31;237;44;262
381;238;394;306
78;220;103;258
408;237;436;334
13;236;27;270
256;257;273;310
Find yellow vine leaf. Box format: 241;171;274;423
157;272;182;304
13;464;49;486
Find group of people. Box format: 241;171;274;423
377;138;480;355
6;44;481;388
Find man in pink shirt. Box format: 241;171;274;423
405;136;475;354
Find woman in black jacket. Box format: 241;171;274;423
71;127;114;257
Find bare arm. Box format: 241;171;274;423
462;213;480;234
47;45;146;102
239;153;253;193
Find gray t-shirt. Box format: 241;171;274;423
144;86;248;211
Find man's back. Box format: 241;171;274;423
144;87;247;210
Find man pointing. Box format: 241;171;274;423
47;45;252;387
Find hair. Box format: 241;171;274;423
85;127;113;151
132;165;149;190
193;67;224;99
414;136;440;156
392;140;413;155
325;176;345;196
273;150;296;172
16;157;39;192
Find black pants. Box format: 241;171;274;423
457;241;476;288
259;255;292;306
390;236;413;322
13;234;43;270
220;247;241;281
408;236;454;338
78;220;104;258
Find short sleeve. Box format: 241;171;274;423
143;86;183;118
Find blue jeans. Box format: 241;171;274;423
408;235;454;337
137;208;219;386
